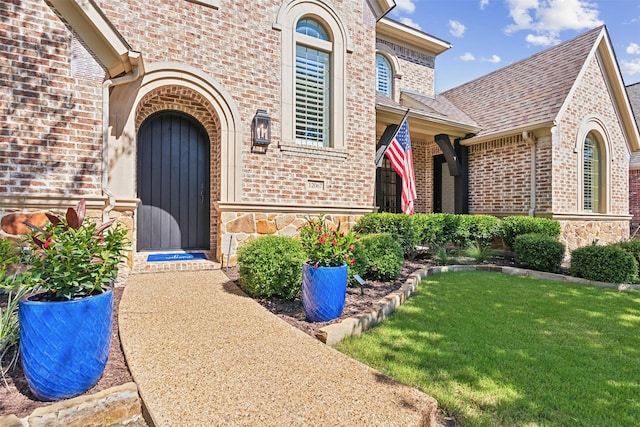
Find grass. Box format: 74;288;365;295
338;271;640;426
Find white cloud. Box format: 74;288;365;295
449;20;466;38
526;33;560;46
627;43;640;55
504;0;603;46
394;0;416;14
460;52;476;61
482;54;501;63
400;17;422;30
480;0;490;10
621;59;640;76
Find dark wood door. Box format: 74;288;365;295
137;111;210;251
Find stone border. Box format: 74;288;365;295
316;265;640;346
0;382;143;427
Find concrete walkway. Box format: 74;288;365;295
118;270;437;426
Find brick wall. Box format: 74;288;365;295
630;169;640;233
554;55;629;216
1;0;104;196
96;0;377;207
467;135;534;215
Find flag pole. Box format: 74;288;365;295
376;108;410;164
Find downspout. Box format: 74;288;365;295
101;51;144;222
523;131;537;216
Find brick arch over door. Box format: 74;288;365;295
135;86;221;254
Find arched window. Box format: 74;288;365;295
295;18;331;147
376;53;393;97
583;131;603;212
275;0;350;153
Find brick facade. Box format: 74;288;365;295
1;1;635;266
631;169;640;233
1;0;104;196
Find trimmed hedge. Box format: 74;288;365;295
237;235;306;300
569;244;638;284
611;239;640;265
412;213;459;248
354;233;404;281
501;216;561;248
513;233;565;273
456;214;502;248
353;213;416;256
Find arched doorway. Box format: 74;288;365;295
136;110;210;251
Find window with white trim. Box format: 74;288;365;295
275;1;350;153
376;53;393;97
295;18;331;147
583;131;603;213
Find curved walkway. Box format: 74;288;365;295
118;270;437;427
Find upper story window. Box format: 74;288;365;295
275;1;351;155
583;131;603;213
376;53;393;97
295;18;331;147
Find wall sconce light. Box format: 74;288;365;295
252;109;271;145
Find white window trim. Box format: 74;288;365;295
375;43;402;101
574;116;612;214
274;0;351;151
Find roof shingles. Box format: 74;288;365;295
442;26;604;137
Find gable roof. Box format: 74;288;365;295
442;26;602;138
627;83;640;168
442;26;640;152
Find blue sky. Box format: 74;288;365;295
388;0;640;93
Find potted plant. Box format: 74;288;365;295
0;199;128;401
299;214;356;322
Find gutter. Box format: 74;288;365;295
101;51;145;222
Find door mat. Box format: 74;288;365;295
146;252;207;262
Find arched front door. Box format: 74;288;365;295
137;111;210;251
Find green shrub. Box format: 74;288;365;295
354;213;415;257
501;216;561;249
237;235;306;300
412;213;459;248
569;244;638;283
455;215;502;248
354;234;404;281
513;233;565;273
611;239;640;265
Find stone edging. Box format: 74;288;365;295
0;382;142;427
316;264;640;346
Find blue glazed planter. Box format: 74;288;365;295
19;289;113;401
302;263;348;322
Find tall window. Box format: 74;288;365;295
296;18;331;147
376;53;393;97
583;132;602;212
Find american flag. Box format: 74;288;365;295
385;116;417;214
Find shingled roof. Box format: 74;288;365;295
442;26;604;138
628;82;640;127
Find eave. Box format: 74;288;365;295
376;104;480;138
367;0;395;21
47;0;135;78
377;18;451;55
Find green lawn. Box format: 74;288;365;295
338;271;640;426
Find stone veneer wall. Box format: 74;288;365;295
559;219;629;253
218;212;361;266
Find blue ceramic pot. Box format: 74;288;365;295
19;289;113;401
302;263;347;322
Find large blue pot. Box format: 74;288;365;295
302;263;347;322
19;289;113;401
